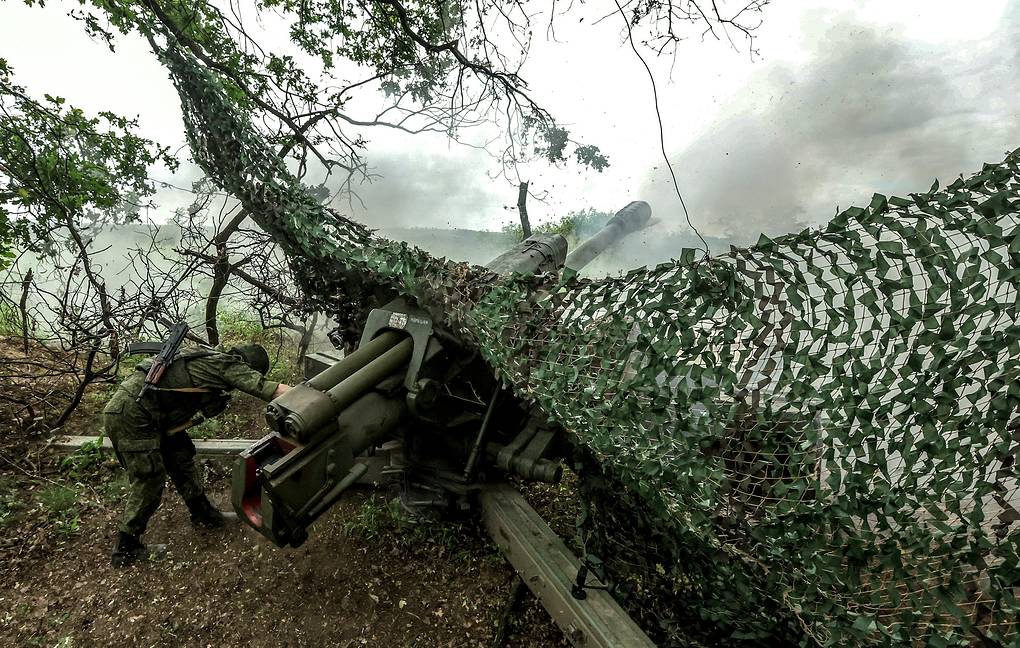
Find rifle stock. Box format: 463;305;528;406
136;322;190;401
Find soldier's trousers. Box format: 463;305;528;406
103;404;205;537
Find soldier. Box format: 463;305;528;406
102;343;292;567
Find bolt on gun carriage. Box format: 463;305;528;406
232;201;652;548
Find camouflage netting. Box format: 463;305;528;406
472;165;1020;645
159;42;1019;646
159;46;491;337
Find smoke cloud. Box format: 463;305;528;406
641;8;1020;244
338;148;508;231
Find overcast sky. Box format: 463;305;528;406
1;1;1017;247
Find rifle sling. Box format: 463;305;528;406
166;418;202;435
147;386;215;394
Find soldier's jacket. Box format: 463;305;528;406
103;348;280;432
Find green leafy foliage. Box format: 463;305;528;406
0;298;19;335
343;496;496;560
58;438;106;480
38;484;82;537
146;41;491;334
0;241;12;270
67;0;608;175
501;208;615;243
0;477;23;528
0;58;176;253
528;122;610;171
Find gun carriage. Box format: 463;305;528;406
232;202;652;549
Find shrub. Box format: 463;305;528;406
38;484;82;537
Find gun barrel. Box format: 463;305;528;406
485;233;567;275
563;201;651;273
234;370;410;547
278;337;414;442
305;331;403;391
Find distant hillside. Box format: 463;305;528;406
16;220;740;284
381;225;738;277
379;227;512;266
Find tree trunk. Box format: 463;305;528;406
297;312;318;366
202;209;250;346
516;181;531;240
52;343;100;430
19;268;33;354
204;248;231;347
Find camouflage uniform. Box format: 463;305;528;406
102;349;279;536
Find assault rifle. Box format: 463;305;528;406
135;321;190;402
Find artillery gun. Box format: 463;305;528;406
232;201;652;548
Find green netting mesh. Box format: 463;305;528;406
161;42;1019;646
474;164;1020;645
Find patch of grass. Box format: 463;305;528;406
188;411;249;439
58;438;106;479
38;484;82;537
102;471;130;502
500;208;613;245
118;352;146;373
83;381;118;408
188;415;220;439
342;497;395;541
0;478;25;527
215;310;304;383
217;310;264;345
343;497;491;560
267;353;298;383
0;299;21;336
395;507;463;552
39;484;79;515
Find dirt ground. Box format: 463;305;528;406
0;341;570;648
0;453;569;648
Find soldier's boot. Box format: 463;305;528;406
185;494;238;529
111;531;167;568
